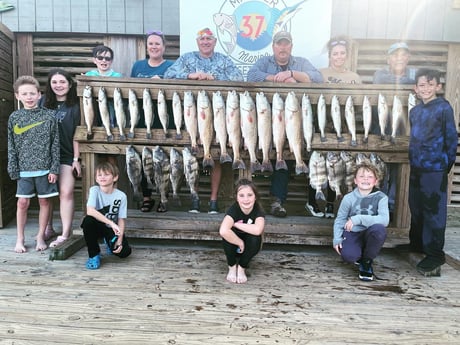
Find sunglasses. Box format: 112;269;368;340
96;56;112;61
330;40;347;47
146;30;163;36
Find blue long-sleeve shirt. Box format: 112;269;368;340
409;97;457;172
164;51;243;81
246;55;323;83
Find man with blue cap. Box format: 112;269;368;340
373;42;416;84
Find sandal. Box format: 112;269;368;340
44;226;57;241
86;254;101;270
156;201;167;213
140;199;154;212
49;235;68;248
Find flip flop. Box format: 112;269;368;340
86;254;101;269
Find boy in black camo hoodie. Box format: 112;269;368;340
7;76;60;253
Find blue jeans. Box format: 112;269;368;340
340;224;387;263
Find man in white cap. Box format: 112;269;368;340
373;42;416;84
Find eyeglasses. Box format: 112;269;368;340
96;56;112;61
146;30;163;36
330;40;347;47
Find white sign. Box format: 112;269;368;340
179;0;332;77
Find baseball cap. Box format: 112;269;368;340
388;42;409;55
273;31;292;43
197;27;215;39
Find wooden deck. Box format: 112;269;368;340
0;216;459;344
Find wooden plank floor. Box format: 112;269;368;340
0;220;459;344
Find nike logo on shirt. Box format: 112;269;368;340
13;121;44;134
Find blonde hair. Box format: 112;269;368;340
13;75;40;93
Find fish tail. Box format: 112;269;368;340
261;160;274;173
250;160;262;173
232;159;246;170
202;157;215;170
220;153;233;164
275;160;288;171
295;162;309;175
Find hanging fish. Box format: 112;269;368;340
301;93;314;152
127;89;139;139
226;90;245;170
240;91;261;173
82;85;95;140
113;87;126;141
152;146;170;212
169;147;184;206
362;95;372;143
272;92;287;171
98;86;113;142
157;89;169;138
197;90;214;169
183;91;199;153
326;151;346;200
331;95;344;142
378;93;389;140
308;150;328;201
183;146;200;208
285;91;308;175
212;91;232;164
172;91;183;139
256;92;273;173
143;88;154;139
317;94;327;142
345;96;357;146
340;151;356;192
125;145;142;201
141;146;155;190
390;95;404;144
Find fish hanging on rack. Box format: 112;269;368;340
212;91;232;164
317;94;327;142
128;89;139;139
331;95;344;142
98;86;113;142
240;91;261;173
126;145;143;201
301;93;314;153
197;90;214;170
326;151;346;200
113;87;126;141
183;91;199;153
226;90;245;170
272;92;287;171
378;93;389;140
285;91;308;175
256;92;273;173
309;150;328;201
169;147;184;207
183;146;200;209
141;146;155;190
345;96;357;146
390;95;404;144
82;85;95;140
143;88;154;139
172;91;183;140
362;95;372;143
152;146;170;213
157;89;170;138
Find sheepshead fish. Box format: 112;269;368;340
82;85;94;139
308;151;328;201
143;88;154;139
390;95;404;143
340;151;356;192
285;91;308;175
362;95;372;143
369;152;387;188
128;89;139;139
256;92;273;173
378;93;389;140
157;89;169;138
172;91;183;139
317;94;327;142
141;146;155;190
98;87;113;141
212;91;232;164
326;151;345;200
197;90;214;169
355;152;371;165
331;95;344;142
345;96;357;146
169;147;184;206
302;93;314;152
113;87;126;141
272;92;287;171
226;90;245;170
152;146;170;212
183;146;200;204
125;145;142;201
183;91;198;153
240;91;261;173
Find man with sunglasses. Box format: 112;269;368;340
85;45;122;77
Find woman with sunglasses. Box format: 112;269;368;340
131;31;174;79
85;45;122;77
320;36;361;84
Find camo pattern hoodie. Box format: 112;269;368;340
7;107;60;180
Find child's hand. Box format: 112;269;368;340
111;223;121;235
237;241;245;254
344;219;354;232
333;244;342;255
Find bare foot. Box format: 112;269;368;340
36;238;48;251
15;241;27;253
236;266;247;284
226;265;237;283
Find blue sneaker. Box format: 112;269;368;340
358;259;374;281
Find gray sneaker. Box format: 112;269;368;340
189;198;200;213
271;201;287;218
208;200;219;214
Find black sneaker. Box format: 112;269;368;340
189;198;200;213
416;256;444;277
271;200;287;218
305;203;324;218
358;258;374;281
208;200;219;214
325;203;334;218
